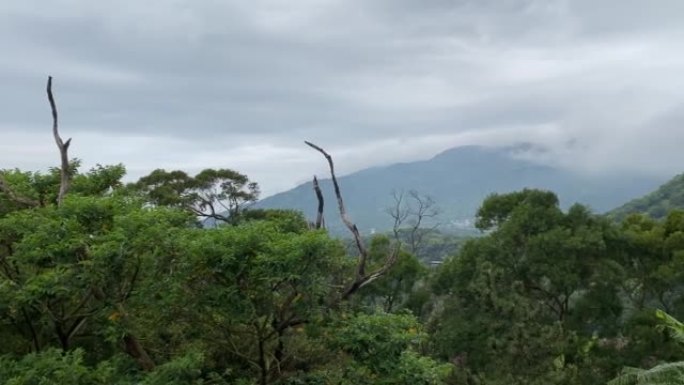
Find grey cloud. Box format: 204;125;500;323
1;0;684;196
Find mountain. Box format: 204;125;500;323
609;173;684;220
256;144;666;235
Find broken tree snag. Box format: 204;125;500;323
47;76;71;207
312;176;324;229
304;141;368;259
304;141;398;300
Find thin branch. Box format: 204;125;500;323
47;76;71;207
123;254;142;301
188;198;231;225
340;248;399;300
66;316;88;343
386;190;409;241
226;336;262;370
67;290;93;320
312;176;324;229
406;190;440;255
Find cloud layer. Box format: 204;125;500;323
2;0;683;195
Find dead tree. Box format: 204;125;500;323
305;141;398;300
0;77;71;208
387;190;410;240
47;76;72;207
311;175;325;229
386;189;440;257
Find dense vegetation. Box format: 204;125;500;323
610;173;684;221
3;156;684;384
2;82;684;384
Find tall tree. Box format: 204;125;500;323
131;168;259;224
431;189;623;384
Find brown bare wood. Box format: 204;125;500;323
304;141;398;300
47;76;71;206
304;141;368;264
312;176;324;229
124;334;156;371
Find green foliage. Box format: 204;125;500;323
5;153;684;385
0;160;123;215
610;173;684;220
475;188;561;230
431;190;629;384
609;311;684;385
0;348;133;385
129;168;259;224
308;312;451;385
609;363;684;385
139;352;207;385
356;236;428;313
617;211;684;314
71;164;126;197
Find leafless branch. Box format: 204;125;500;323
406;190;440;254
305;141;398;300
304;141;367;259
312;176;324;229
47;76;71;206
386;190;410;240
385;189;440;256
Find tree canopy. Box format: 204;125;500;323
3;78;684;384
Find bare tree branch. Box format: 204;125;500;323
406;190;440;255
304;141;368;261
312;176;324;229
386;190;409;241
385;189;440;257
305;141;398;300
47;76;71;207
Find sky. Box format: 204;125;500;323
1;0;684;197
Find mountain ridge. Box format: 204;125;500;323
256;144;667;235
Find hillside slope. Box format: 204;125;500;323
257;145;665;235
609;173;684;220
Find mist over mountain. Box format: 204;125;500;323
256;144;666;235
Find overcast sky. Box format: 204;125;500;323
1;0;683;196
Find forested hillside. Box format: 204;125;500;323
610;173;684;220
